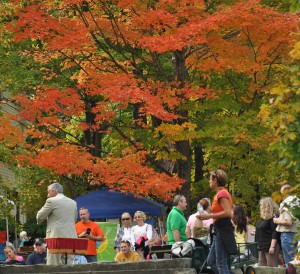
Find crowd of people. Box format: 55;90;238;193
165;171;299;274
0;173;299;273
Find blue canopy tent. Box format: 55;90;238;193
75;188;165;218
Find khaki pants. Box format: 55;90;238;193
46;252;74;266
258;244;280;267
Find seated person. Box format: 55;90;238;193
73;255;88;264
4;246;24;262
19;231;29;246
26;238;47;265
115;240;141;262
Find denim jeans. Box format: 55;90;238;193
207;232;230;274
280;232;297;266
84;255;97;263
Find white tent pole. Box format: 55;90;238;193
15;214;17;248
6;217;9;246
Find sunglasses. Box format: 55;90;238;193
122;218;130;221
210;170;219;179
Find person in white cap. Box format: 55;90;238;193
19;231;29;247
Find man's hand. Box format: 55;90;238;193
79;231;87;238
273;217;280;224
85;233;106;242
85;233;92;239
95;235;106;242
273;217;293;226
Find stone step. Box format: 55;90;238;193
0;268;197;274
0;258;194;274
1;259;285;274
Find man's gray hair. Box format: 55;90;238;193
34;243;46;252
173;194;184;206
48;182;63;194
281;184;292;195
79;207;89;213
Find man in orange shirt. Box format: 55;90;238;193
75;207;105;263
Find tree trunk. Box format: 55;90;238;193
175;140;192;216
84;99;104;158
173;49;192;215
194;145;205;182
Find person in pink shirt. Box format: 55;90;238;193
4;246;24;262
186;198;213;238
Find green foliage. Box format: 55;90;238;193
188;67;295;218
22;217;47;239
262;0;291;12
0;215;17;242
289;0;300;11
259;42;300;171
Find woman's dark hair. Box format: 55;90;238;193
233;205;247;234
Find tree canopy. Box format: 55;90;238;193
0;0;298;217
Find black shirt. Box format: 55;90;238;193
255;218;278;251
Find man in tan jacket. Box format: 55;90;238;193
37;182;78;265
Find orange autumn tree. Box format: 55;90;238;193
0;0;296;200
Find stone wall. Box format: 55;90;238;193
0;258;288;274
0;258;196;274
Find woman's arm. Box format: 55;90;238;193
113;227;122;252
199;198;232;220
146;224;153;240
269;239;277;254
244;230;248;242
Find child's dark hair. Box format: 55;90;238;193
233;205;247;234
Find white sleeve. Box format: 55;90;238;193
146;224;153;240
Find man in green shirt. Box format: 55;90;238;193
167;194;188;244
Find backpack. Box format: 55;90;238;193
171;239;195;257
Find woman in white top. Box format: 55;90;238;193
114;212;135;253
131;211;153;259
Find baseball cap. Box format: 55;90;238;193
34;238;45;245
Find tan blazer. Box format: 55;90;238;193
37;193;78;265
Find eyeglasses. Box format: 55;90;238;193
35;243;42;246
122;218;130;221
